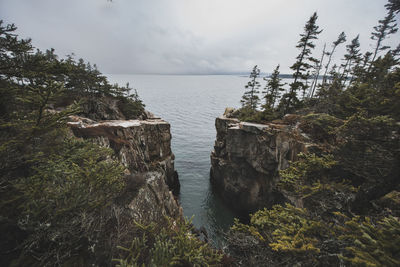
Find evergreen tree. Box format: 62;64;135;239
282;12;322;113
322;32;346;84
369;8;398;71
262;65;285;110
385;0;400;14
241;65;261;110
309;43;326;98
391;43;400;64
340;35;361;84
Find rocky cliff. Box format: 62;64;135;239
68;115;182;222
210;115;317;213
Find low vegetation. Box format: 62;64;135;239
114;218;223;267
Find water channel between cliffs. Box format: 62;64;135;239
107;74;291;246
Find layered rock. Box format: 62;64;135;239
210;115;314;213
68;115;182;222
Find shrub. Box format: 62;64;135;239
114;218;223;266
229;204;334;266
299;113;343;143
339;216;400;266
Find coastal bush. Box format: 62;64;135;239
298;113;343;143
236;106;279;124
229;204;337;266
229;204;400;266
278;153;338;195
339;215;400;266
336;113;399;186
114;218;223;266
117;89;146;119
6;140;126;266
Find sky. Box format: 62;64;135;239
1;0;399;74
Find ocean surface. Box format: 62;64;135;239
106;74;273;247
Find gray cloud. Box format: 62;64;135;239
1;0;398;74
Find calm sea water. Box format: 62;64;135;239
107;74;253;247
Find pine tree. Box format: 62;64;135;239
241;65;261;110
369;8;398;71
282;12;322;113
322;32;346;84
262;65;285;110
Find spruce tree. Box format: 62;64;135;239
309;43;326;98
385;0;400;14
369;8;398;70
322;32;346;84
241;65;261;110
281;12;322;114
262;65;285;110
340;35;361;84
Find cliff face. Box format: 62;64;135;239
210;116;314;213
68;115;182;222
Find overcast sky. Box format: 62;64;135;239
1;0;398;74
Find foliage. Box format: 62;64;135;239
278;153;338;194
7;140;126;266
18;139;125;217
370;7;398;65
340;35;362;84
298;113;343;143
229;204;335;265
262;65;285;110
0;20;147;266
339;215;400;267
230;204;400;266
280;12;322;114
114;218;223;267
236;106;279;124
322;32;347;84
241;65;261;110
228;2;400;266
117;89;146;119
336;113;399;185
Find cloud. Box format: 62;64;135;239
1;0;398;74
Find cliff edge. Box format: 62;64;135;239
68;114;182;221
210;115;316;213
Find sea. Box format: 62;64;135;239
106;74;291;247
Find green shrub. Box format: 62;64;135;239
6;139;126;266
117;90;145;120
236;107;278;124
299;113;343;143
114;218;223;266
339;216;400;266
278;153;337;194
229;204;334;265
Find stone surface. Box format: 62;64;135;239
210;115;311;213
68;115;182;223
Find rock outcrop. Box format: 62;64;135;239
68;115;182;222
210;115;315;213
